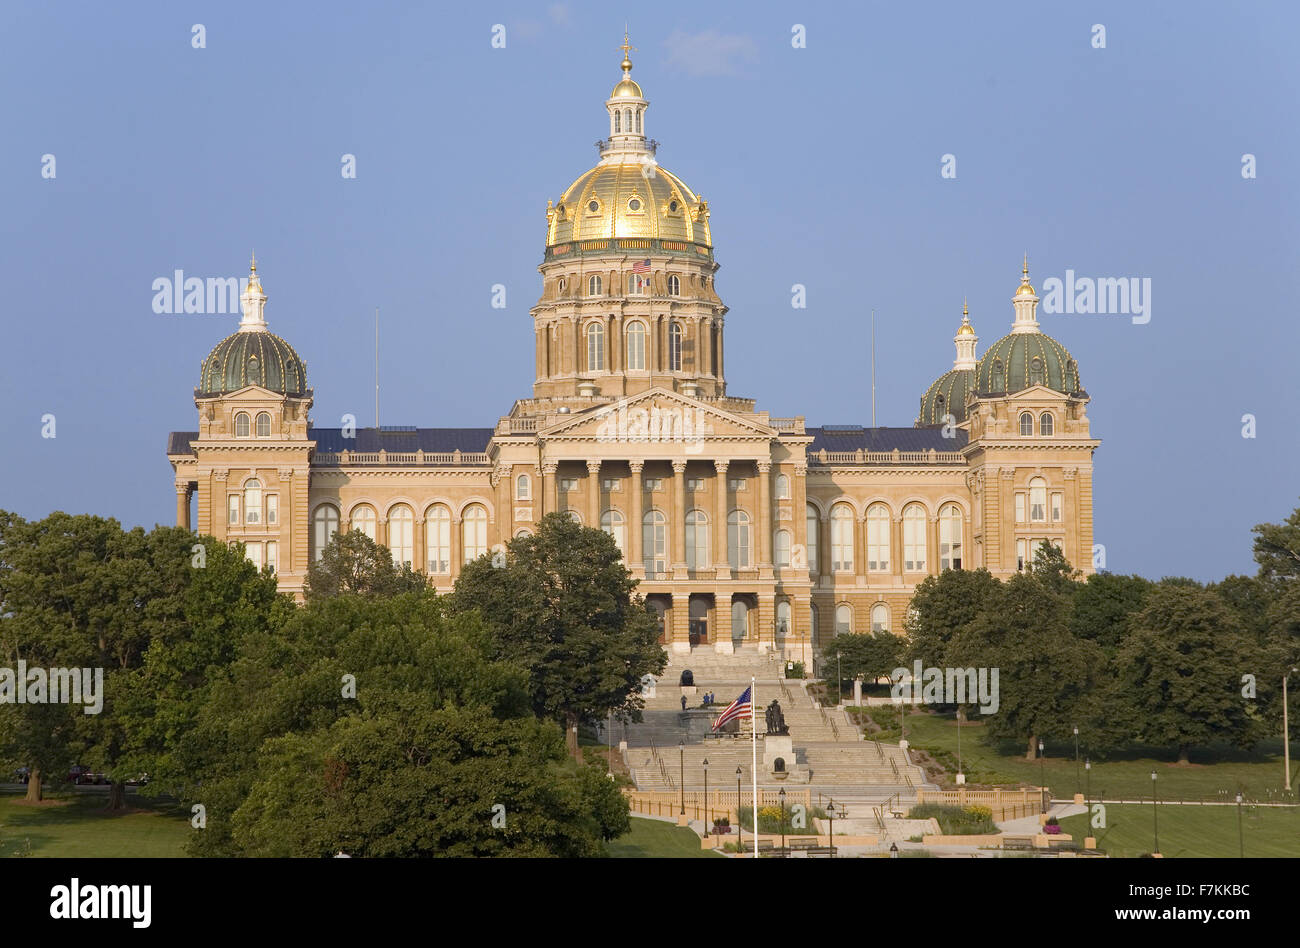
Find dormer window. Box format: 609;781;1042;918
628;198;642;212
588;200;600;213
234;412;250;438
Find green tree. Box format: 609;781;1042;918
1070;572;1152;653
305;529;427;600
904;568;1001;668
452;513;665;754
829;632;904;687
1252;501;1300;582
1110;582;1264;763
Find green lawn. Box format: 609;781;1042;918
606;816;723;858
892;710;1299;803
0;791;190;858
1058;803;1300;858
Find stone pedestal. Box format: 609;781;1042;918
955;773;966;785
1084;836;1097;850
680;685;697;698
764;735;793;775
853;678;862;705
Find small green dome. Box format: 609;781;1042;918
973;330;1082;396
198;330;308;397
918;368;974;426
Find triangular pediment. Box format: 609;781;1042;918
540;388;775;444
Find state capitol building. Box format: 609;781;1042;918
167;44;1099;668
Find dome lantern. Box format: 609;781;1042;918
954;299;978;370
1011;254;1040;334
238;252;268;333
602;32;653;164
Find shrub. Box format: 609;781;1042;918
906;803;998;835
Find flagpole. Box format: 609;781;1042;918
871;309;876;428
751;675;758;859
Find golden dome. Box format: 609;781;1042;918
611;77;643;98
1015;254;1035;296
548;162;710;247
957;320;975;335
1015;282;1036;297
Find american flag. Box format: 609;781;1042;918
631;258;651;273
711;686;752;731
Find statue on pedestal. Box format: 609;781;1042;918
765;699;788;736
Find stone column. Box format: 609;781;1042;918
628;460;644;572
793;466;808;573
713;459;730;579
450;512;463;577
671;460;688;579
819;510;831;586
542;461;558;517
587;460;602;530
757;461;773;579
176;484;190;530
928;514;940;575
854;507;866;586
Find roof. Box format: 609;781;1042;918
807;426;968;452
165;427;495;457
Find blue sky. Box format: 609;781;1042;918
1;1;1296;582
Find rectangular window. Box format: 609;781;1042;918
687;478;705;491
1015;493;1026;523
1051;492;1063;523
266;494;278;525
644;478;662;491
1017;539;1027;571
728;478;747;492
560;477;578;492
603;478;621;492
228;495;239;525
265;541;277;575
728;520;750;569
247;542;263;572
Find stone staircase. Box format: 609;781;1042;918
623;647;928;797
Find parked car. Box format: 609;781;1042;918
68;766;109;785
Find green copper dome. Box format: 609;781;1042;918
918;368;974;426
198;330;307;397
973;331;1082;396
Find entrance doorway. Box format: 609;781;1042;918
689;595;710;646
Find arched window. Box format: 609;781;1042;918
234;412;250;438
516;473;531;500
685;509;708;570
586;322;605;371
806;504;820;574
388;505;413;567
776;600;791;640
462;504;488;562
1029;357;1045;386
1039;412;1054;436
991;359;1005;392
835;604;852;636
628;273;648;296
515;528;532;539
351;505;376;541
425;505;450;573
255;412;271;437
871;603;890;633
312;504;339;562
635;109;641;133
614;111;620;133
1029;477;1047;523
588;275;602;296
939;503;962;570
625;321;646;370
903;503;927;571
668;322;682;371
831;503;855;572
1019;412;1034;436
601;509;626;557
566;510;582;525
642;510;667;578
727;510;751;569
624;108;632;131
867;503;890;571
667;275;680;296
775;529;792;568
731;600;748;642
243;479;262;524
775;474;790;500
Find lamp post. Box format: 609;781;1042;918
1151;769;1160;856
678;741;685;817
703;758;710;840
1236;791;1244;858
607;709;614;776
779;788;787;856
956;709;963;784
1285;668;1297;793
736;766;743;851
836;651;842;706
827;800;836;858
1038;739;1045;813
1084;758;1092;845
1072;725;1080;797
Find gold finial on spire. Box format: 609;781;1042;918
1023;252;1028;276
250;250;257;274
619;28;636;73
963;296;969;317
958;297;975;334
1016;253;1036;297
